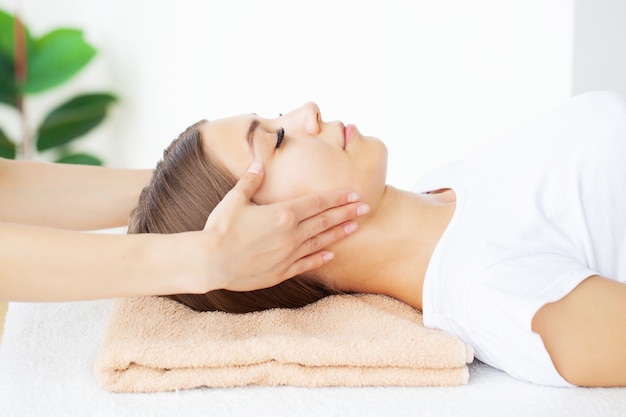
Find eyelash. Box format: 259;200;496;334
275;127;285;149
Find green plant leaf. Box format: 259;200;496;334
55;152;102;166
25;28;96;94
0;10;19;60
0;9;34;106
0;126;16;159
36;93;117;151
0;49;17;107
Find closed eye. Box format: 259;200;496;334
275;127;285;149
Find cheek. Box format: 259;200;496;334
254;153;350;204
252;141;387;206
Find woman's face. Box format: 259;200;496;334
200;102;388;208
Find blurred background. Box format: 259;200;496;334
0;0;625;189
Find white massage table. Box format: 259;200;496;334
1;299;625;417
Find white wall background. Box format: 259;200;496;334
573;0;626;96
0;0;600;189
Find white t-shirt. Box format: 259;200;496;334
413;91;626;386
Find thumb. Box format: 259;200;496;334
231;161;264;201
204;161;264;231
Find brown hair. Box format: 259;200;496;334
128;120;340;313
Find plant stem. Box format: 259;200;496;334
14;11;32;160
17;95;31;160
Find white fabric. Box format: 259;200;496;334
414;91;626;386
1;300;625;417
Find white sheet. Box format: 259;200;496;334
1;300;625;417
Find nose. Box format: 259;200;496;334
281;101;322;135
302;102;322;135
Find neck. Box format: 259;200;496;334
316;186;455;311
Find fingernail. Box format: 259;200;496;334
247;161;263;174
356;204;370;216
322;251;335;262
344;221;358;235
347;192;360;203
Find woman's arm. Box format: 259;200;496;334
0;158;152;230
0;221;196;300
532;275;626;387
0;196;362;301
0;162;366;301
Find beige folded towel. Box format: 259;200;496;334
95;294;474;392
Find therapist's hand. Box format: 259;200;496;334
203;161;369;292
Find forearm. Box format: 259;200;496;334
0;158;152;230
0;222;213;302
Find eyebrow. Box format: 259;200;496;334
246;118;260;157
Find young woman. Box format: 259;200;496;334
128;92;626;388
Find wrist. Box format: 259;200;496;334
152;231;226;295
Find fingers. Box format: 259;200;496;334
252;220;357;285
293;218;360;262
284;251;335;279
229;161;264;201
298;201;369;243
284;188;361;222
249;219;360;286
